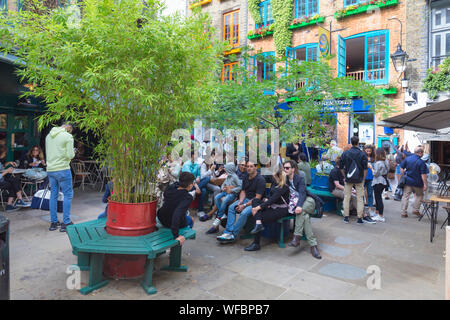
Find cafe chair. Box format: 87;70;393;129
0;188;9;211
71;161;93;190
419;199;432;222
441;206;450;230
21;177;45;202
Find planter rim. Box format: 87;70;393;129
109;199;158;206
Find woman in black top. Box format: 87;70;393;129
244;167;290;251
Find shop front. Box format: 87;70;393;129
0;56;45;162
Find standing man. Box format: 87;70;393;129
340;136;368;225
400;146;429;218
46;123;75;232
216;160;266;243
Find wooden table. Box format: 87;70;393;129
429;195;450;242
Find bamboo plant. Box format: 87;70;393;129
0;0;222;203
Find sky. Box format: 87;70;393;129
161;0;185;16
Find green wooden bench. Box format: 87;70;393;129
276;208;323;248
307;186;343;216
66;218;196;295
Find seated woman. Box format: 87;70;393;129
25;145;46;169
244;167;290;252
0;162;30;211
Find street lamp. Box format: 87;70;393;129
390;43;408;74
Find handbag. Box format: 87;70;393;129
31;188;64;212
281;189;298;215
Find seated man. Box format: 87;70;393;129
157;172;199;245
328;156;356;215
216;160;266;243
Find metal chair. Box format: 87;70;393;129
71;161;93;190
21;177;45;202
419;199;432;221
441;206;450;229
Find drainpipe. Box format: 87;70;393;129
243;0;248;48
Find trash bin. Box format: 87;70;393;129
0;215;10;300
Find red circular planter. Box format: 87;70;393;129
103;199;157;279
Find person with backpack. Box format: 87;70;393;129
400;146;429;218
339;136;368;225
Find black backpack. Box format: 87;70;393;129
346;157;362;183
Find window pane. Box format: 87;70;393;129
435;34;441;56
447;8;450;24
436;11;441;26
446;33;450;55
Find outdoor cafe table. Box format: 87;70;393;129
429;195;450;242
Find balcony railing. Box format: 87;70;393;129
346;69;385;81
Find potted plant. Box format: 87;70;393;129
1;0;221;278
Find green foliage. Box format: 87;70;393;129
207;54;392;149
272;0;292;56
422;57;450;100
248;0;262;26
1;0;222;203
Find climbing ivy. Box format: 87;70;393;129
272;0;292;56
248;0;263;26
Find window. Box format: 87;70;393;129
223;10;239;48
257;0;274;29
247;52;275;82
295;0;318;18
430;3;450;68
0;0;6;13
344;0;360;7
286;43;318;88
338;30;389;85
222;62;238;82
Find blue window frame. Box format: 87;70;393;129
285;43;318;89
1;0;6;13
344;0;361;6
338;30;389;85
246;51;275;81
295;0;318;19
257;0;274;29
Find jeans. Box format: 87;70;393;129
364;180;374;208
186;214;194;229
197;176;211;212
214;192;236;218
224;198;251;237
48;169;73;225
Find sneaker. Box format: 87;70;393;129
60;222;74;232
363;216;376;224
217;233;234;242
15;199;31;208
6;205;19;212
199;214;211;222
49;221;61;231
357;218;364;225
212;218;221;228
197;211;206;218
373;215;385;222
369;209;377;218
343;216;349;224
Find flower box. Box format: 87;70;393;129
188;0;211;9
380;87;397;95
289;16;324;31
247;25;275;40
334;0;399;20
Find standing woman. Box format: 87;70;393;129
363;145;376;221
372;148;389;222
244;167;290;252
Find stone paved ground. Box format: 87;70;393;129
6;188;447;300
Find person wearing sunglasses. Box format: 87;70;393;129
284;160;321;259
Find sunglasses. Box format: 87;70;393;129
284;166;291;169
